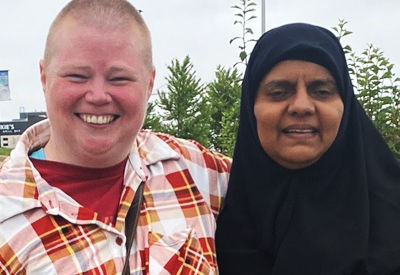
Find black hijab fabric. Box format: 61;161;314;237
216;23;400;275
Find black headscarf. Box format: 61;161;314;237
216;23;400;275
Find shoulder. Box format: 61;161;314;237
137;130;231;216
0;156;8;170
138;129;231;173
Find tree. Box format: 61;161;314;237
144;61;242;156
333;20;400;157
143;0;258;156
230;0;258;67
202;0;257;156
219;95;240;157
150;56;211;146
207;66;241;155
142;100;163;132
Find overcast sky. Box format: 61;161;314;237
0;0;399;121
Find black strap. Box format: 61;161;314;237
122;181;145;275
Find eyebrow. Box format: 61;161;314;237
58;65;92;72
262;79;337;90
262;80;296;91
307;79;337;90
106;66;133;74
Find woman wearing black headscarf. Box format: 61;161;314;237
215;23;400;275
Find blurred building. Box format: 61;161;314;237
0;112;47;149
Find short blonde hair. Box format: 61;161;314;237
43;0;152;68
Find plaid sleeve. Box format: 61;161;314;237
156;134;231;218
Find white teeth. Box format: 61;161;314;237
286;129;315;133
79;114;115;124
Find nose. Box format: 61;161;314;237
84;80;112;105
287;84;315;117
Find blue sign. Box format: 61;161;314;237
0;70;10;101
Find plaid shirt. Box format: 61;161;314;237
0;120;230;275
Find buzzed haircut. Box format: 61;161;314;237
43;0;152;68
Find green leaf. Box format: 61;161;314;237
344;45;352;51
382;71;392;79
229;37;241;44
239;51;247;61
344;30;353;36
245;28;254;34
245;8;256;13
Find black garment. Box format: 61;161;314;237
216;23;400;275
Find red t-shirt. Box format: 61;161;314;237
30;157;127;224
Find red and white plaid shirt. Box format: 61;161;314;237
0;120;230;274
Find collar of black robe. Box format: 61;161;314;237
216;23;400;275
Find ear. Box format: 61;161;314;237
39;60;46;93
146;66;156;101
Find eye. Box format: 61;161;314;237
111;77;128;82
66;74;88;83
109;76;132;85
266;90;292;101
310;89;337;99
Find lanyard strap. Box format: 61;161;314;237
122;181;145;275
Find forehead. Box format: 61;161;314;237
46;16;150;66
54;16;144;42
263;60;335;82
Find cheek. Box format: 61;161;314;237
254;102;280;132
46;81;76;105
115;89;148;116
254;104;279;150
321;102;344;141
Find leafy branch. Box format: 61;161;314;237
333;20;400;157
230;0;258;67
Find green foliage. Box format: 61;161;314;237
230;0;258;67
206;66;242;155
219;97;240;157
143;0;254;156
146;56;211;147
143;101;163;132
0;147;11;156
143;60;242;157
333;20;400;157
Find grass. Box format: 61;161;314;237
0;147;12;156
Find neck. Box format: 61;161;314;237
44;137;130;168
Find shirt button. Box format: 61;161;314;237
116;237;123;246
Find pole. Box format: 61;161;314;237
261;0;265;34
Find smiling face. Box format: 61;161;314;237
254;60;344;169
40;17;155;167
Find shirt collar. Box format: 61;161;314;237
8;119;180;180
136;130;181;166
10;119;50;166
1;120;180;225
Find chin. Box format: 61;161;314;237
287;155;321;169
277;149;321;169
79;139;114;154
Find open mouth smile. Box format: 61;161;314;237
76;114;119;125
282;126;319;135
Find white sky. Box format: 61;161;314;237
0;0;399;121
